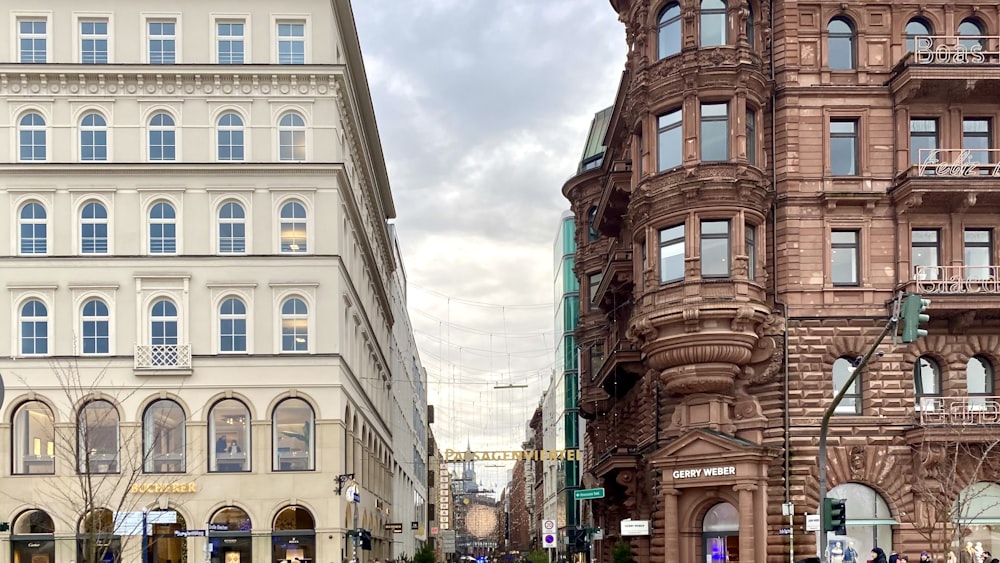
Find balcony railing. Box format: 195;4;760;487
919;396;1000;425
913;265;1000;294
135;344;192;369
914;148;1000;177
914;36;1000;65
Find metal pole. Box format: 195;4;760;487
816;314;896;562
354;506;359;563
142;509;149;563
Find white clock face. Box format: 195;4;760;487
465;505;498;539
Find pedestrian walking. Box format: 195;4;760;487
871;548;888;563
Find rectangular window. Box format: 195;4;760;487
659;224;685;283
19;19;47;63
830;119;858;176
217;21;245;64
148;20;176;64
657;109;682;171
81;20;109;64
277;21;305;64
965;229;993;281
745;224;756;280
701;102;729;161
700;220;730;278
831;230;859;286
964;118;992;170
911;229;940;281
910;118;937;167
588;272;603;304
746;108;757;165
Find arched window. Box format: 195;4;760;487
746;3;755;47
218;113;245;161
209;507;252;560
19;202;47;254
833;357;861;414
220;297;247;353
278;112;306;161
701;0;727;47
273;398;315;471
151;299;178;350
959;19;986;50
827;17;856;70
209;399;251;472
78;400;119;473
149;113;176;161
218;201;246;254
272;506;316;562
142;399;185;473
915;355;942;410
827;483;895;552
149;201;177;254
280;297;309;352
905;18;932;55
80;113;107;161
81;298;110;355
19;113;46;161
657;3;682;59
81;201;108;254
20;299;48;355
967;355;994;407
280;201;308;253
12;401;55;475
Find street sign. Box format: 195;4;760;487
778;528;792;535
542;534;556;548
620;519;650;536
113;512;145;536
574;488;605;500
174;530;206;537
541;519;556;548
805;514;820;532
441;530;456;553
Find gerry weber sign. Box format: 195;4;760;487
672;466;736;479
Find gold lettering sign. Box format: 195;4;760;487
130;482;199;494
442;449;579;462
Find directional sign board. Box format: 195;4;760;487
574;488;605;500
805;514;820;532
384;523;403;534
174;530;206;537
441;530;456;553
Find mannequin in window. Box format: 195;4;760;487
216;436;227;454
228;440;242;454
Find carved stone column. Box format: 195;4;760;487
734;483;757;561
663;487;681;563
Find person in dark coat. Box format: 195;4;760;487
871;548;888;563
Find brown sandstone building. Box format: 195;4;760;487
563;1;1000;562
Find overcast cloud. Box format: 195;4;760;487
353;1;625;492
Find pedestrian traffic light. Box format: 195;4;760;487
360;529;372;550
823;498;847;536
900;293;931;343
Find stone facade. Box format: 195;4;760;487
565;1;1000;562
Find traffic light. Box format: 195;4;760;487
823;498;847;535
360;529;372;550
900;293;931;343
568;527;588;553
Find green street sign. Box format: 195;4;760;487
574;488;605;500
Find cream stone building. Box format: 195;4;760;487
0;1;404;563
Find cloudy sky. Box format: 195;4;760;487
352;1;625;492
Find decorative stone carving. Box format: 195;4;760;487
627;316;658;345
849;446;865;478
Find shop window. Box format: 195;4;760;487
142;399;186;473
11;509;55;563
209;507;253;563
209;399;251;472
832;357;862;415
78;399;119;474
272;506;315;563
273;398;315;471
77;508;120;563
12;401;55;475
826;484;894;556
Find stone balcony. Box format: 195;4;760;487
891;149;1000;212
890;35;1000;103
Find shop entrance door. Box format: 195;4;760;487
703;534;738;563
701;502;739;563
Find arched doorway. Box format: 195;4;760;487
827;483;895;558
78;508;121;563
11;509;55;563
209;506;252;563
702;502;738;563
271;505;315;563
145;509;187;563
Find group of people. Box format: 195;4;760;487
215;435;243;454
866;543;999;563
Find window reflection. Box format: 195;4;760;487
210;399;250;472
273;398;314;471
13;401;55;475
79;400;119;473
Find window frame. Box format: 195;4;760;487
700;101;730;162
219;296;249;354
829;118;859;176
964;228;993;281
278;112;307;161
962;117;992;168
745;223;756;280
146;18;178;64
746;107;757;165
18;201;48;255
148;201;178;255
217;112;246;162
905;18;932;55
78;399;120;474
19;298;50;356
81;298;111;356
147;112;177;162
142;399;186;474
218;200;247;254
827;17;856;70
659;223;686;284
657;108;683;172
216;19;246;64
279;200;309;254
272;397;315;471
17;17;48;63
208;398;251;473
967;355;994;399
958;18;986;51
275;19;307;64
657;3;682;59
150;299;179;348
18;112;47;162
700;0;728;47
80;200;110;255
914;355;942;411
12;401;55;475
79;17;110;64
700;219;731;278
910;228;940;281
830;229;860;286
80;112;109;162
832;357;862;415
909;117;938;168
279;296;310;353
